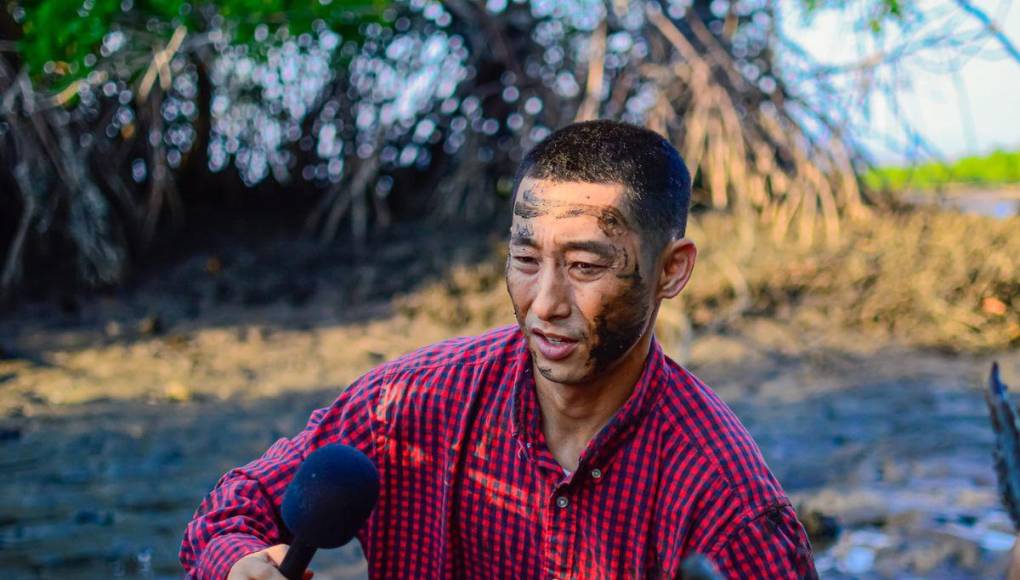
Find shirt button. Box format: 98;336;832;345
591;468;602;479
556;496;569;508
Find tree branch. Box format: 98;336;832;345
954;0;1020;63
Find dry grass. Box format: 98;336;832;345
399;209;1020;353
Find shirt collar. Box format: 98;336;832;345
508;328;667;473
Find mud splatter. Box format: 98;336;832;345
588;267;650;373
594;208;628;239
614;249;643;282
513;189;547;219
512;188;632;239
557;206;629;238
509;222;534;245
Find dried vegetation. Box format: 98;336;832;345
400;209;1020;354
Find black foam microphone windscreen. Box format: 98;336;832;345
278;444;380;580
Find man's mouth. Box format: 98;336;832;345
531;328;579;361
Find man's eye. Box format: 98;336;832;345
512;256;538;265
572;262;605;275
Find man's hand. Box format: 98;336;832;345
227;544;313;580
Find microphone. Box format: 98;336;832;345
277;444;380;580
679;554;724;580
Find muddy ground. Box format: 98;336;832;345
2;225;1019;579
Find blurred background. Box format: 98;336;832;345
1;0;1019;577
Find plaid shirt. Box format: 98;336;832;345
181;325;815;579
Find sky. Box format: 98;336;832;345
783;0;1020;164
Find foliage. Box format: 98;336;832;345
15;0;386;89
864;150;1020;192
1;0;1013;302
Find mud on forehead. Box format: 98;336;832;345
512;187;632;239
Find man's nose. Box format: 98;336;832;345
531;264;571;321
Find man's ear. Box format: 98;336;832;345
656;238;697;300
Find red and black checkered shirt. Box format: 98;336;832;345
181;325;815;579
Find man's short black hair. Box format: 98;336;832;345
512;120;692;252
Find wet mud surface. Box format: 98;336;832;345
703;338;1020;579
3;325;1018;579
0;389;368;579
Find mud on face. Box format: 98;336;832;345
587;261;651;375
510;184;655;379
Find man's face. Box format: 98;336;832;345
506;178;657;385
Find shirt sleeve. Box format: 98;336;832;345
710;503;818;580
179;372;382;579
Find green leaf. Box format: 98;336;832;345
13;0;389;94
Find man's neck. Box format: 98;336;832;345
534;333;653;472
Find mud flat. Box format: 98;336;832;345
2;312;1018;578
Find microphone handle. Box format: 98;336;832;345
278;539;317;580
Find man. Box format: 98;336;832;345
181;120;816;579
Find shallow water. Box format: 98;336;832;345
910;190;1020;219
951;196;1019;219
